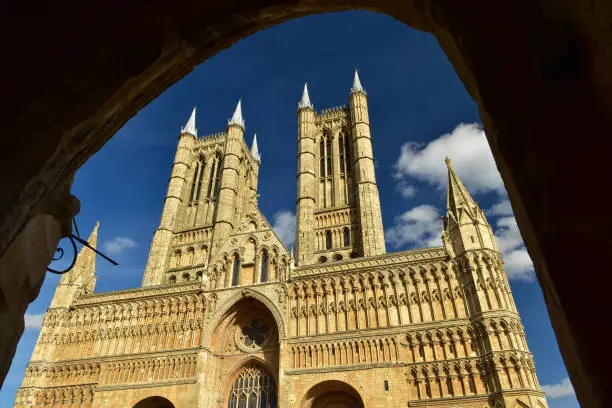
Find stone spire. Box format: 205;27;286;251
181;107;197;136
298;82;313;109
351;69;366;94
251;133;261;162
50;222;100;308
228;99;245;129
445;157;478;218
443;157;497;256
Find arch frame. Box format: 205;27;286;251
203;287;287;344
299;379;366;408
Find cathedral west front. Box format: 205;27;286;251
14;71;549;408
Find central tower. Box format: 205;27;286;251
295;70;386;266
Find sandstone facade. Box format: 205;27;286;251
14;74;547;408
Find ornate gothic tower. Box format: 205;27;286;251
295;71;386;266
141;102;269;287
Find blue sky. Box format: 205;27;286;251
1;11;578;408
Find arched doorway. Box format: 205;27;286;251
212;297;280;407
301;380;365;408
227;364;277;408
133;396;175;408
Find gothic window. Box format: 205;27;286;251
325;230;332;250
227;365;277;408
343;227;350;247
231;255;240;286
174;251;182;267
189;160;201;203
260;250;268;283
195;158;205;201
327;157;332;174
213;159;223;199
344;132;352;173
207;157;218;198
320;158;325;177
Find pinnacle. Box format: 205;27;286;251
351;69;365;94
446;158;477;217
298;82;313;109
181;106;197;136
228;99;245;128
251;133;261;162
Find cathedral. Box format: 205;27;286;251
14;71;548;408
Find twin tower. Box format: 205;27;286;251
140;70;386;286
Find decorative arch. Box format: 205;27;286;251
132;396;175;408
203;289;286;343
300;380;365;408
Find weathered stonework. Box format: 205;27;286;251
15;82;547;408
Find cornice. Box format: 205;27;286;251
26;348;201;367
284;319;472;343
72;283;203;307
290;247;448;278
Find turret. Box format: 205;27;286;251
442;157;498;257
348;70;386;257
213;100;246;262
49;222;100;308
142;108;197;286
295;83;317;266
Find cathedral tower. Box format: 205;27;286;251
295;70;386;266
141;102;263;287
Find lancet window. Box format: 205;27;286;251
231;255;240;287
260;250;269;283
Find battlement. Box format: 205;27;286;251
317;105;348;117
197;131;226;143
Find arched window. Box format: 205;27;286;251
169;275;176;284
174;251;182;267
343;227;350;247
207;154;222;199
189;160;201;202
195;158;205;201
325;230;332;250
182;273;190;281
231;255;240;286
228;365;277;408
260;250;269;283
207;157;217;198
196;271;203;281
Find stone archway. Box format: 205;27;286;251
133;396;175;408
301;380;365;408
0;1;611;406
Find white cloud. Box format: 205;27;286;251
396;181;417;198
394;123;504;194
542;377;575;399
385;205;443;249
102;237;137;255
24;313;45;330
488;198;514;216
494;216;535;281
272;210;296;247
